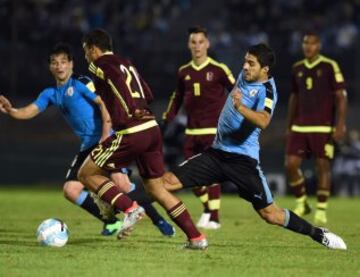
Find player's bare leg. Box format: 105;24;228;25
257;203;346;250
314;158;331;225
285;155;311;216
78;157;144;237
145;174;207;250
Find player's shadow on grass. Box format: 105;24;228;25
0;239;38;247
69;238;107;245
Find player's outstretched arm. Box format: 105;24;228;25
232;88;271;130
0;95;39;120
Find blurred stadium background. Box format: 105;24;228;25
0;0;359;196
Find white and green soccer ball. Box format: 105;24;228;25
36;218;69;247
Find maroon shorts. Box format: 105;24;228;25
184;134;215;159
285;132;334;159
90;126;164;179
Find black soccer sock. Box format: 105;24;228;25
78;192;116;224
283;209;323;242
142;202;163;224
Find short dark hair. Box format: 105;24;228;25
303;30;320;39
48;43;73;63
188;25;208;37
82;28;113;52
247;43;275;70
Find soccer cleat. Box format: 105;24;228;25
183;234;208;250
314;209;327;226
203;221;221;230
196;213;211;228
117;202;145;239
319;228;347;250
293;200;311;217
101;220;123;236
155;220;176;237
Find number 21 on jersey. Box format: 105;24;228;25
120;64;145;98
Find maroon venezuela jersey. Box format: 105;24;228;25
88;53;154;130
162;57;235;135
291;55;346;132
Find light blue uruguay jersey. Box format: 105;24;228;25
33;75;102;151
213;70;278;161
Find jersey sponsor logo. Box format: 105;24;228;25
249;89;258;97
185;75;191;81
317;69;322;77
206;71;214;81
297;71;303;78
66;86;74;97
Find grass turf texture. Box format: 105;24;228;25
0;187;359;277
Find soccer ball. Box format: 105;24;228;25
36;218;69;247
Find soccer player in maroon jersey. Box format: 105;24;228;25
162;26;235;230
79;28;207;248
285;31;347;225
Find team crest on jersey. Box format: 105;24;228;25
249;89;258;97
185;75;191;81
297;71;303;78
206;72;214;81
66;86;74;97
317;69;322;77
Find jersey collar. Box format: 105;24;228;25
191;57;211;71
304;55;323;69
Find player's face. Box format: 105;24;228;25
49;53;73;83
302;35;321;59
83;44;97;63
242;53;268;82
188;32;209;60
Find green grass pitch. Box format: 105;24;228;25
0;187;359;276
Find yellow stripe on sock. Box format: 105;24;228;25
317;190;330;197
317;202;328;210
289;177;305;187
170;204;186;218
208;199;221;210
199;194;209;203
295;195;307;203
97;182;114;198
110;193;123;206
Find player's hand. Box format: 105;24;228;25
134;109;155;120
231;87;243;110
0;95;12;113
333;123;346;142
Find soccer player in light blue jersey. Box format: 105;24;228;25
0;43;175;237
163;43;346;250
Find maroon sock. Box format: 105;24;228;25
97;180;133;212
192;186;210;213
168;201;201;239
208;184;221;222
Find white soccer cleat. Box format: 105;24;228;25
196;213;210;228
203;221;221;230
183;234;208;250
117;202;145;239
320;228;347;250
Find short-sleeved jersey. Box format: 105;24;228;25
33;75;101;151
291;55;345;131
88;53;154;131
162;57;235;135
213;70;277;161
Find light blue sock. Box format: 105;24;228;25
129;182;136;192
75;190;89;206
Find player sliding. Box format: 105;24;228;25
163;43;347;250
